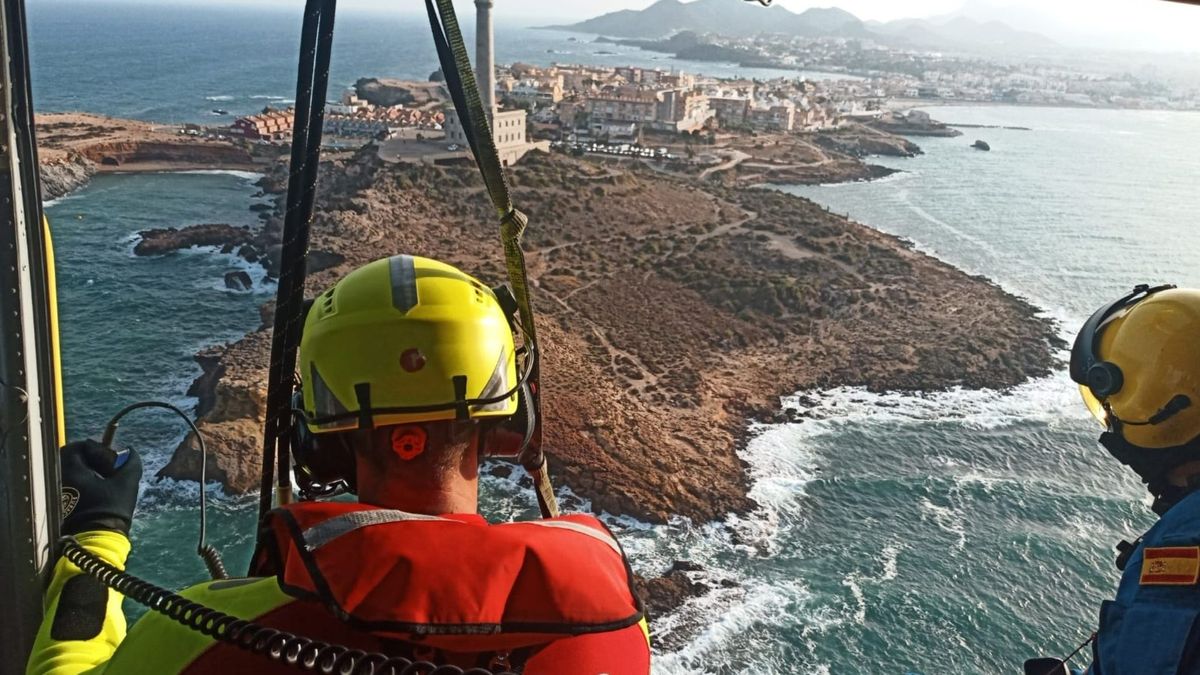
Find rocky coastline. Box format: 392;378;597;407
45;112;1062;617
37;112;274;200
145;142;1060;523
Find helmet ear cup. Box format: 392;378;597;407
291;389;355;496
481;381;536;458
1087;362;1125;398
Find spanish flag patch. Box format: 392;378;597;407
1140;547;1200;585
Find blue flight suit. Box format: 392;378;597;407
1091;489;1200;674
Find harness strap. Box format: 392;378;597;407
424;0;556;517
257;0;339;535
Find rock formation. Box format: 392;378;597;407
134;224;255;256
36;112;272;199
40;152;96;201
157;148;1062;525
224;270;254;291
353;78;447;109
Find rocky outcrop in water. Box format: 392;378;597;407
814;124;922;158
158;336;270;494
224;270;254;291
134;224;256;256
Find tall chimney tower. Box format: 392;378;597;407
475;0;497;121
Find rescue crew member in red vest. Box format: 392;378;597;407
28;255;651;675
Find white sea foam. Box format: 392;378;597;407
780;372;1084;432
724;423;822;556
646;376;1082;664
205;95;235;102
196;250;274;295
654;578;824;675
919;497;967;550
173;170;264;181
816;168;916;189
250;95;290;101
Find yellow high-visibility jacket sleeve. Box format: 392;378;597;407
26;531;131;675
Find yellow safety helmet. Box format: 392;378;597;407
1071;285;1200;449
300;255;519;433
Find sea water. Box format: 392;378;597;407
28;2;1200;672
45;172;274;594
27;0;831;125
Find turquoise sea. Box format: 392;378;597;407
30;2;1200;672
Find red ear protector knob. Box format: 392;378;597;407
391;426;427;461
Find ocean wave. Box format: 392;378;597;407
918;497;967;550
205;95;235;102
815;169;916;189
724;423;822;556
646;375;1088;663
250;95;290;101
779;372;1084;431
654;578;823;675
195;250;275;296
173;170;264;181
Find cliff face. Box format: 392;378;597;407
76;140;253;168
36;112;272;199
159;334;270;494
158;149;1061;524
40;153;96;201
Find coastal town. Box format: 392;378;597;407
215;59;950;176
20;0;1200;670
207;36;1193;174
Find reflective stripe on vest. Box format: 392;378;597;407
301;508;622;555
303;509;462;550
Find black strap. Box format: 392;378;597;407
424;0;556;518
257;0;339;540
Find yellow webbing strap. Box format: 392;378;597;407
42;216;65;446
426;0;556;517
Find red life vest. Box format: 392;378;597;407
253;502;646;655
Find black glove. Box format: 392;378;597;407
60;440;143;536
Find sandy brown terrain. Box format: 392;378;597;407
153;146;1061;525
33;111;1060;524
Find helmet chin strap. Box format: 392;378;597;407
1100;432;1200;516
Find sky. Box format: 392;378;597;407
87;0;1200;53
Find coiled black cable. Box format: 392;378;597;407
61;536;516;675
102;401;228;580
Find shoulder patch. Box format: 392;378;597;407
1140;546;1200;585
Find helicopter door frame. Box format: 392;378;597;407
0;0;65;670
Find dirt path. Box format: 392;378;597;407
698;149;751;179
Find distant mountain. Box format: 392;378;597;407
872;16;1058;53
545;0;870;40
545;0;1056;55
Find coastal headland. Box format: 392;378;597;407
43;108;1060;611
125;134;1060;523
37;112;277;200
